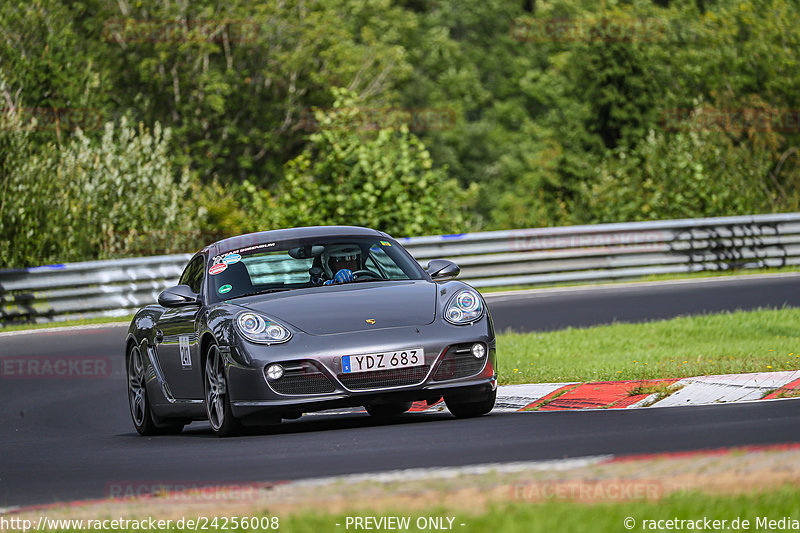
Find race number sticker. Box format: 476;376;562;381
179;335;192;369
222;253;241;265
209;263;227;275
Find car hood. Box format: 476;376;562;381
236;280;437;335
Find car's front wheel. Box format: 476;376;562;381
204;343;241;437
445;389;497;418
127;344;184;435
365;401;413;418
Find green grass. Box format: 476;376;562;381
478;265;800;294
0;314;133;332
272;487;800;533
39;485;800;532
627;381;680;397
497;307;800;384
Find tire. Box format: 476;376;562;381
445;389;497;419
365;401;413;418
204;343;241;437
127;345;184;435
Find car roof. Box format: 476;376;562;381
209;225;388;256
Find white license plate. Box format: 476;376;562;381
342;348;424;373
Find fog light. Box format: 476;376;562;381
266;364;284;380
471;343;486;358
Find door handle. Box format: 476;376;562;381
155;329;164;343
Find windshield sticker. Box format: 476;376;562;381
218;284;232;294
380;240;392;246
212;243;276;264
209;263;227;275
222;253;241;265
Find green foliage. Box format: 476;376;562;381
95;0;416;186
0;113;196;267
265;88;476;237
0;0;108;142
581;101;800;223
499;307;800;385
4;0;800;268
194;180;259;240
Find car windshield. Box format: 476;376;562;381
206;236;425;301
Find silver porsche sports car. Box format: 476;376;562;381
126;226;497;436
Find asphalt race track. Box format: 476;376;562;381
2;274;800;508
486;273;800;332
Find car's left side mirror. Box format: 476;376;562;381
426;259;460;281
158;284;199;308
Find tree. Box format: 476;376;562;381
0;0;109;144
266;88;476;237
95;0;417;186
579;112;798;224
0;112;197;268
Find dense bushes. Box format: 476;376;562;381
0;114;196;267
267;90;477;236
2;0;800;267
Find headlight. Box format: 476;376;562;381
444;289;484;325
236;312;292;344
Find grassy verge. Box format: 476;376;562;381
478;265;800;294
26;484;800;532
0;314;133;333
497;307;800;384
279;488;800;533
15;445;800;529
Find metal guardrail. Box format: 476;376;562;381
3;213;800;324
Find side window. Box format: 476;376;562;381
179;256;205;294
367;245;408;280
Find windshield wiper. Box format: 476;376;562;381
228;288;292;299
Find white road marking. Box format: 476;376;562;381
291;455;614;487
495;383;578;411
0;322;129;338
654;370;800;407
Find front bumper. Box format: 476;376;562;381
226;321;496;418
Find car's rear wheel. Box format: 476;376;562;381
204;343;241;437
365;401;413;418
445;389;496;418
127;345;184;435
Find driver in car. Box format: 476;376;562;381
323;246;361;285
